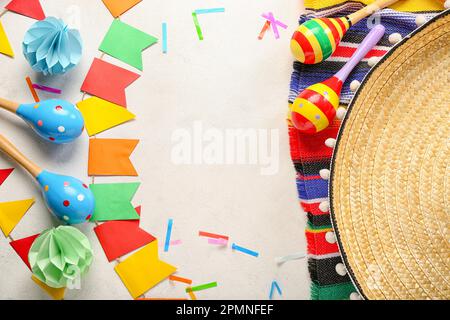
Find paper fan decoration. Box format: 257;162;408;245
23;17;82;75
28;226;93;288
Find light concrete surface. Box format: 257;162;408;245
0;0;308;299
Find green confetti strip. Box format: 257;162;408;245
186;281;218;292
192;12;204;40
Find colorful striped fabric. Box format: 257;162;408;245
288;1;443;300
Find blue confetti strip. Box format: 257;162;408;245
231;243;259;257
269;281;282;300
162;22;167;53
164;218;173;252
194;8;225;15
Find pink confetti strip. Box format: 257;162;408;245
262;12;287;39
171;239;182;245
159;239;182;247
32;84;62;94
208;238;228;245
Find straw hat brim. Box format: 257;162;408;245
330;10;450;300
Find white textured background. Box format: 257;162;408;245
0;0;308;299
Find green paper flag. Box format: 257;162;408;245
90;182;140;221
99;19;158;70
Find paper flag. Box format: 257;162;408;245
99;19;157;71
80;58;140;107
5;0;45;20
0;21;14;57
102;0;142;18
32;275;65;300
10;233;40;269
94;220;156;261
135;205;141;216
76;97;136;136
115;241;176;298
0;199;34;237
0;168;14;186
88;138;139;176
90;182;140;221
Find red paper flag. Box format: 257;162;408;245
5;0;45;20
0;168;14;186
10;233;40;270
134;205;141;216
94;220;156;262
81;58;140;107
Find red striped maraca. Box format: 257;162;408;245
291;25;385;134
291;0;398;64
0;134;94;224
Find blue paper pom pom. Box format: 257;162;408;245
23;17;82;75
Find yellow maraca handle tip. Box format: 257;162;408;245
0;97;19;113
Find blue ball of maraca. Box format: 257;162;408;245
16;99;84;143
36;170;95;224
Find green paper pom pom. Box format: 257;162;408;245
29;226;93;288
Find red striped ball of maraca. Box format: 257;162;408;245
290;77;343;134
291;17;351;64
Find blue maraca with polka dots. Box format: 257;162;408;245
0;98;84;143
0;134;94;224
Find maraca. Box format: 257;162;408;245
0;97;84;143
291;0;398;64
291;25;385;134
0;134;94;224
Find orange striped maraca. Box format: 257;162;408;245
291;0;399;64
291;25;385;134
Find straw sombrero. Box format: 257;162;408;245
330;10;449;300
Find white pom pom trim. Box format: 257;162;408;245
336;107;347;120
415;15;427;27
319;169;330;180
388;33;402;44
350;80;360;92
325;138;336;148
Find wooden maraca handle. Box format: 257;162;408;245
0;97;19;113
0;134;42;177
348;0;399;25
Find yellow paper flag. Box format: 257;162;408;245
0;199;34;237
115;241;176;298
88;138;139;176
0;20;14;57
77;97;135;136
32;276;66;300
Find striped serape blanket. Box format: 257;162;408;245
288;0;444;300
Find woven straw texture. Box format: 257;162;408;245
330;12;449;300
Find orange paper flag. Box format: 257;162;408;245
102;0;142;18
88;138;139;176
